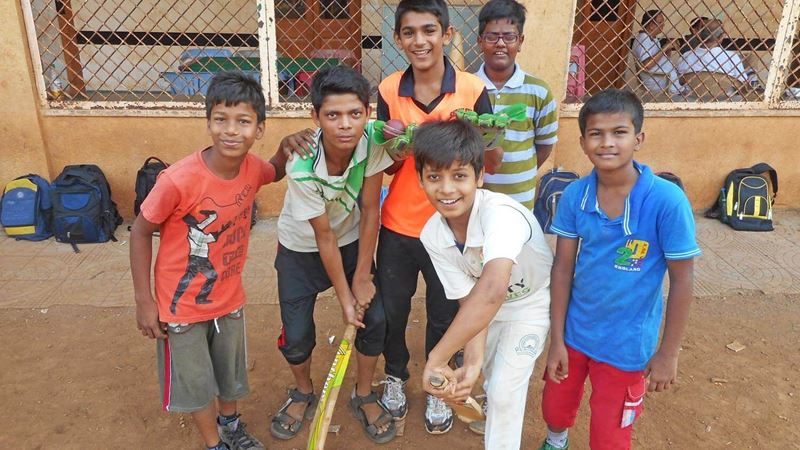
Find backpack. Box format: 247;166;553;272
134;156;169;217
656;171;685;191
533;168;580;234
705;162;778;232
51;164;123;252
0;174;53;241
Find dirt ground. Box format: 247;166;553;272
1;292;798;449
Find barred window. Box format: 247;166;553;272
565;0;798;106
23;0;488;111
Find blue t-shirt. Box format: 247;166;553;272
551;162;701;371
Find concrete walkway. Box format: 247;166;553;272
1;212;799;309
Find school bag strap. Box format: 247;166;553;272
747;162;778;201
143;156;168;167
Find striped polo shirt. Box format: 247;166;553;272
476;63;559;209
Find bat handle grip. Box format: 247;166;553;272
428;374;448;389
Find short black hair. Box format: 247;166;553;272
641;9;662;28
310;65;371;113
478;0;526;35
205;71;266;123
690;16;709;31
414;119;484;178
394;0;449;35
578;89;644;135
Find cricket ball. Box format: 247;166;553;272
383;119;406;140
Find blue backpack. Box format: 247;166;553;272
0;174;54;241
533;168;580;234
51;164;123;252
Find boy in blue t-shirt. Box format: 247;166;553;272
538;89;701;450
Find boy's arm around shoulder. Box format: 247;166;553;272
130;214;166;339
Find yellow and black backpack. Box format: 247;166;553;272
705;162;777;231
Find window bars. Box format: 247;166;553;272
567;0;796;105
21;0;800;110
23;0;489;110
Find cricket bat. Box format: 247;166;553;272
428;374;485;423
307;324;356;450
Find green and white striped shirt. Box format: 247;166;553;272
277;122;393;252
476;63;559;209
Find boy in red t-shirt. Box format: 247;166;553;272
130;71;288;450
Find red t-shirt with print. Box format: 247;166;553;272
140;149;276;323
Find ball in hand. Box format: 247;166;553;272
383;119;406;140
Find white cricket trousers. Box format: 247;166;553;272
483;318;550;450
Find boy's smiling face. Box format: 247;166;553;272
580;112;644;172
479;19;523;75
312;92;370;158
206;101;264;160
420;160;483;225
394;11;452;73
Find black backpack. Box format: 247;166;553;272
656;171;685;191
51;164;123;252
533;168;580;234
134;157;169;217
705;162;778;232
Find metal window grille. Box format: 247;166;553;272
23;0;489;111
567;0;786;104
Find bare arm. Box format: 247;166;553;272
640;40;677;71
426;258;513;370
484;146;504;175
535;144;554;167
545;236;578;382
645;258;694;392
130;214;166;339
269;143;290;182
309;214;364;328
350;172;383;309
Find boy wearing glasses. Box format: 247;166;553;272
475;0;559;210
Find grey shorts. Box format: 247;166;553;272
156;308;250;413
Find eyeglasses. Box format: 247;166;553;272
481;33;520;44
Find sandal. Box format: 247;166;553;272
348;389;397;444
270;387;318;440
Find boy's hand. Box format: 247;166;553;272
645;350;679;392
546;340;569;383
351;275;375;310
422;362;458;398
136;297;167;339
372;121;417;162
452;103;527;149
280;128;316;160
341;299;365;329
447;364;481;403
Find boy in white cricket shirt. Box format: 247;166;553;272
416;119;552;449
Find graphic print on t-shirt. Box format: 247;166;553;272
614;239;650;272
169;191;252;314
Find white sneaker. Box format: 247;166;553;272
380;375;408;420
424;394;453;434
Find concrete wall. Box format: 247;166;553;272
2;0;798;221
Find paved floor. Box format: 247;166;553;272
1;212;799;309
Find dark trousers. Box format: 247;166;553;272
275;241;386;365
377;226;459;381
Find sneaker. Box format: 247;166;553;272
380;375;408;420
218;414;265;450
467;395;488;435
538;438;569;450
424;394;454;435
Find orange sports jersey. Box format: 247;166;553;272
379;69;488;238
140;150;276;323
